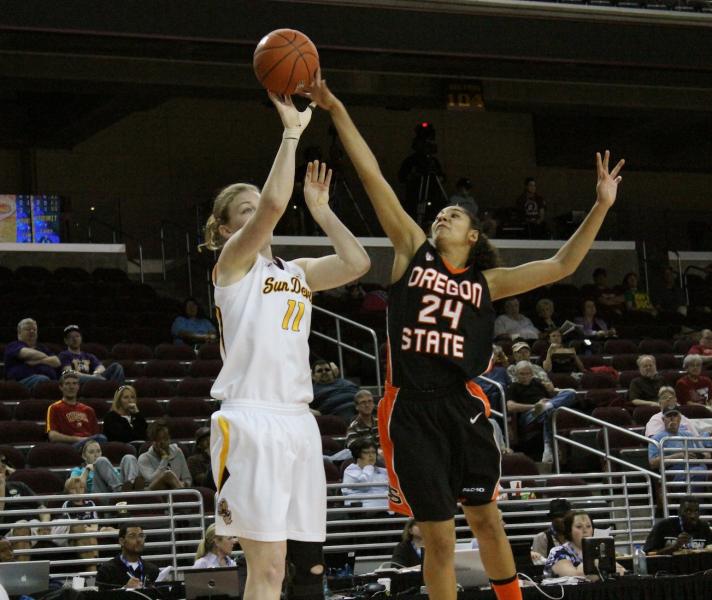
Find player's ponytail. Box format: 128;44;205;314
198;182;261;252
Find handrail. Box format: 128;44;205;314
682;264;708;307
87;215;145;283
160;219;194;295
658;434;712;518
312;304;382;394
476;374;509;449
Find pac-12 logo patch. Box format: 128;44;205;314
217;498;233;525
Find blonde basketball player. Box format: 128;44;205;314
204;94;370;600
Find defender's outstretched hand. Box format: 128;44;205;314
268;92;316;132
299;69;339;112
304;160;333;216
596;150;625;208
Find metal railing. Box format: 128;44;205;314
323;470;656;559
312;305;382;394
160;219;195;296
87;216;145;283
2;488;204;578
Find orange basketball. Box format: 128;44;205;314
253;29;320;96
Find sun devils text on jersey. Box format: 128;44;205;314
211;254;313;406
387;241;495;390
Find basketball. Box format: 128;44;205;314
253;29;320;96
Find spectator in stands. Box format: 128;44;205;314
311;359;359;422
187;427;215;490
4;317;60;391
47;371;107;447
171;297;217;346
643;496;712;554
194;523;237;568
545;510;625;578
494;297;540;341
97;525;160;590
676;355;712;407
0;536;14;562
645;387;701;438
648;405;709;485
68;523;100;572
542;329;584;376
138;419;191;490
345;390;379;450
688;329;712;365
654;266;687;316
531;498;571;559
506;360;577;463
70;439;144;494
531;299;563;339
59;325;125;384
582;268;626;322
342;438;389;510
629;355;665;407
506;342;553;386
0;456;45;536
574;299;616;341
449;177;477;215
390;518;424;568
621;272;657;317
479;208;498;238
102;384;147;443
516;177;547;238
51;476;98;543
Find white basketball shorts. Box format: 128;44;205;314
210;401;326;542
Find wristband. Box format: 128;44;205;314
282;127;302;141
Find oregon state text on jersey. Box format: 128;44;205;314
387;241;495;389
211;255;313;406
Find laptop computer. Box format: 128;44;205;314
453;548;489;588
184;566;241;600
0;560;50;595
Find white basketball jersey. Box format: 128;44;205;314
211;254;313;406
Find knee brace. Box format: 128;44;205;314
286;540;325;600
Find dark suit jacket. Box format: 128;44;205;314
390;540;422;568
96;555;160;590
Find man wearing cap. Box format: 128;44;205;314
645;387;701;438
187;426;214;490
531;499;571;558
507;341;553;387
59;325;125;384
648;405;710;485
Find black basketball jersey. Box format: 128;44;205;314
387;241;495;390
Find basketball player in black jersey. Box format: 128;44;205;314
304;72;624;600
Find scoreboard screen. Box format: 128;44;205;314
0;194;61;243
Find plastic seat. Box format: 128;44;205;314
111;343;154;360
618;370;641;389
197;344;221;360
661;370;683;386
0;382;30;401
100;441;137;463
549;373;579;390
584;389;622;410
133;377;174;398
544;476;589;498
53;267;91;282
632;405;659;426
324;458;341;483
591;407;633;428
144;360;187;378
176;378;213;398
321;435;342;455
154;344;196;360
611;354;639;371
639;339;674;355
673;338;694;354
9;468;64;495
501;452;539;477
27;442;82;468
679;404;712;419
596;428;642;451
531;340;550;357
604;339;638;355
581;355;606;369
554;410;591;432
13;399;52;422
567;429;602;473
92;268;128;282
167;397;215;418
0;445;26;469
16;266;51;281
165;417;201;440
0;403;12;420
189;360;222;378
654;354;680;370
315;415;347;436
31;380;62;400
82;398;110;419
137;398;165;418
81;343;110;360
80;379;120;399
194;486;216;514
0;421;45;444
127;327;167;347
580;371;618;390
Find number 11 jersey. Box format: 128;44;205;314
211;254;313;406
387;241;496;390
